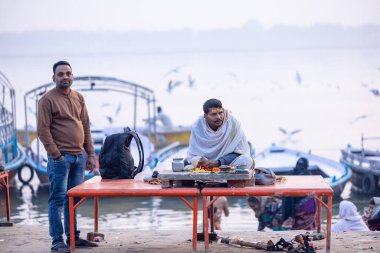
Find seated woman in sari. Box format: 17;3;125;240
363;197;380;231
281;157;317;230
247;196;283;231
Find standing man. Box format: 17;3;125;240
38;61;98;252
187;98;253;169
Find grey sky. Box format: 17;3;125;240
0;0;380;33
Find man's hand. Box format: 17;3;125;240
86;155;96;172
197;157;218;168
204;160;219;168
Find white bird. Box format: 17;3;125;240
278;127;302;145
115;102;122;116
167;80;182;93
188;74;195;87
349;114;374;125
278;127;302;136
296;71;302;85
369;89;379;97
105;116;113;125
164;64;187;77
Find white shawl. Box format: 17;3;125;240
187;111;249;164
332;200;369;232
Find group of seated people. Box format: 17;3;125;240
247;195;380;232
247;157;318;231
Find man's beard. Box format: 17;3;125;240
59;81;72;88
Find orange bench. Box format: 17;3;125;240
67;176;200;252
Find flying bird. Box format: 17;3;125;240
227;72;240;83
349;114;374;125
115;102;122;116
105;116;113;125
369;89;379;96
278;127;302;136
166;80;182;93
295;71;302;85
188;74;195;87
164;64;187;77
278;127;302;145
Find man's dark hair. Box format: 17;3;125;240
157;106;162;113
53;61;71;74
203;98;223;114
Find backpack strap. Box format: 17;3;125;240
124;128;145;178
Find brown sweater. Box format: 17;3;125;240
37;87;94;159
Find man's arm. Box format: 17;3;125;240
37;98;61;160
80;101;96;171
201;152;240;168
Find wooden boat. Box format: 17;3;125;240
340;135;380;194
0;72;27;186
23;76;157;186
254;144;351;198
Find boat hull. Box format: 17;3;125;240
340;149;380;194
255;145;351;198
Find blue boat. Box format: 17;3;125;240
340;135;380;194
254;144;351;198
0;72;26;185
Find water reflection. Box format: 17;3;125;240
0;177;374;231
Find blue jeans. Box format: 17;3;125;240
47;153;86;245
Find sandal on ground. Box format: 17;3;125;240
51;242;70;253
67;238;98;247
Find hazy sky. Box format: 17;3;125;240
0;0;380;33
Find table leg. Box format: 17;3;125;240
69;197;75;253
209;196;214;233
94;197;98;232
317;196;322;232
192;196;198;252
203;196;209;252
5;174;11;223
326;195;332;253
0;173;13;226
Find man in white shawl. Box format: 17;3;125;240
331;200;369;232
186;99;253;169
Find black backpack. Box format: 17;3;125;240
99;127;144;179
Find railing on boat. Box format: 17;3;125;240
147;141;182;169
341;134;380;172
0;72;18;165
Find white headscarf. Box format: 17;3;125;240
370;197;380;219
187;110;249;164
332;200;369;232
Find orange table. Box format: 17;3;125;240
67;176;200;253
201;175;334;253
0;171;12;226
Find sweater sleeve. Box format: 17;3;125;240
37;98;61;159
80;100;94;157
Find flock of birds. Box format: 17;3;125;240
161;64;379;144
164;64;195;93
